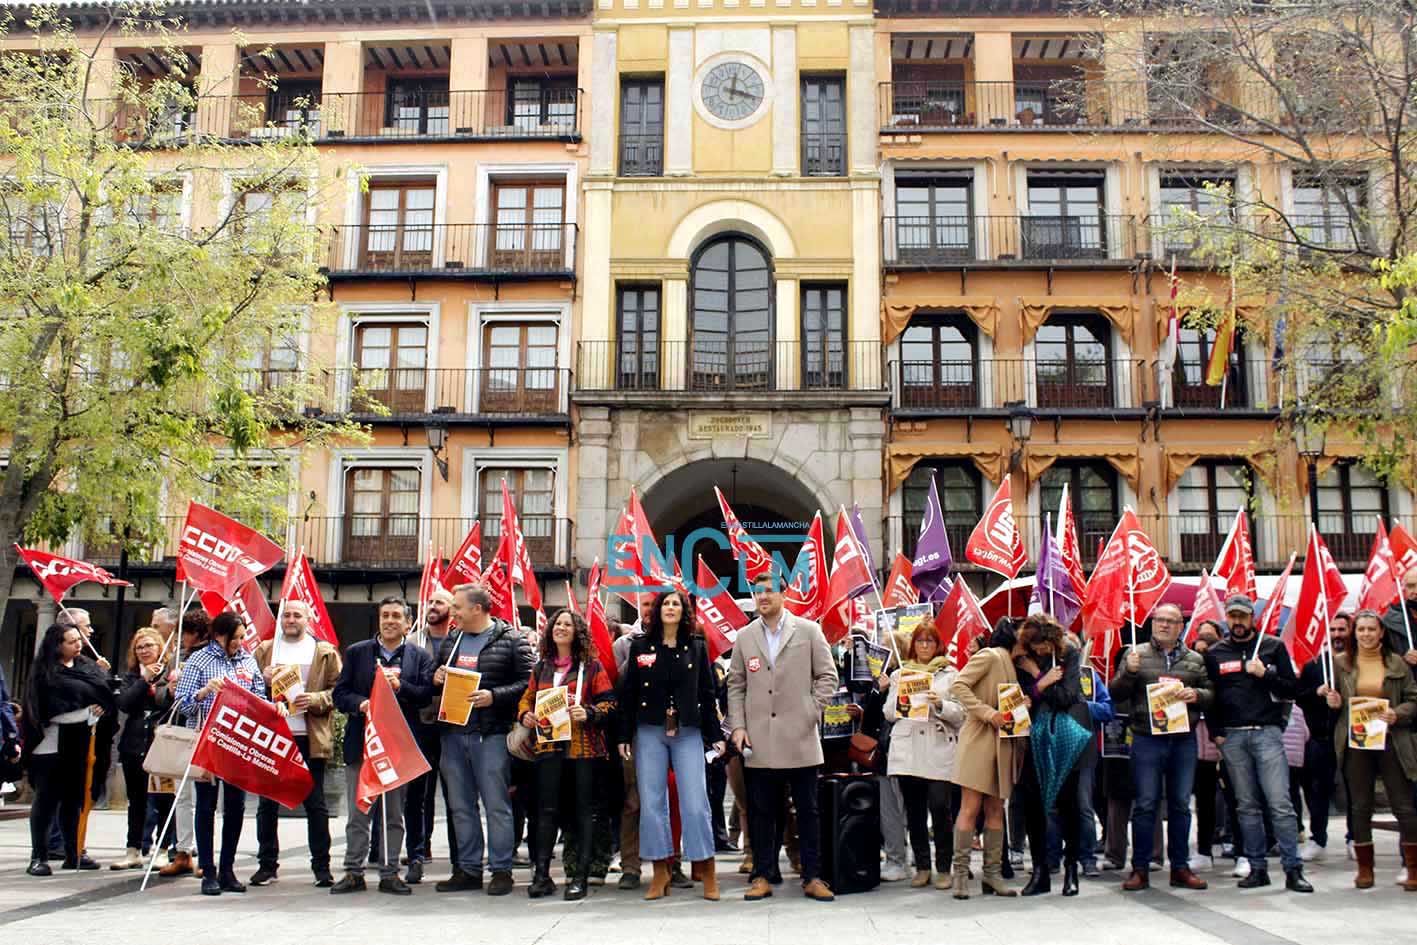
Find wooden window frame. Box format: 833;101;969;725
352;321;428;414
619;77;665;177
800;75;846;177
616;283;661;390
360;179;436;271
800;282;847;390
480;322;560;414
490;179;566;270
342;465;422;566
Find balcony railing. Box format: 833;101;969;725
883;214;1136;266
241;367;572;418
60;515;574;571
890;357;1151;411
886;512;1382;573
803;133;847;176
109;88;582;144
322;223;577;278
575;340;886;394
879;79;1307;132
620;133;663;176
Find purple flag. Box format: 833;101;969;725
1030;514;1081;628
850;503;877;576
910;476;953;604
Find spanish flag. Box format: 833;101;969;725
1205;266;1237;386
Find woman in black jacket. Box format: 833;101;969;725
1012;613;1088;897
24;624;116;876
617;589;724;901
110;627;172;870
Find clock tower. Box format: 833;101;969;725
575;0;887;604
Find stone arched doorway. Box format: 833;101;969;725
641;457;824;589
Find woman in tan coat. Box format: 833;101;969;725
948;620;1025;898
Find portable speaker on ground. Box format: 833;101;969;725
818;774;880;894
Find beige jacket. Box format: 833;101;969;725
254;636;342;760
883;665;966;781
949;647;1024;799
727;612;838;770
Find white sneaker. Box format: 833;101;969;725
1192;854;1214;871
1008;849;1025;866
1299;840;1326;862
1231;859;1251;878
880;862;910;882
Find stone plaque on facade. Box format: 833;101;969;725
688;412;772;440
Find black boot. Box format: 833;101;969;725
528;861;556;899
1021;867;1051;896
1061;861;1079;897
564;874;589;901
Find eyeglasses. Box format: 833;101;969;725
1153;617;1183;625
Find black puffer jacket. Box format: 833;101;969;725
435;619;534;735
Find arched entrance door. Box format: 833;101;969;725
690;235;773;391
641;458;822;595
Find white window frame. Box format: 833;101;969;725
340;163;449;270
336;301;442;413
467;300;572;414
327;447;433;565
881;160;991;262
1023;318;1134;409
461;446;570;567
474;161;579;271
1015;162;1125;261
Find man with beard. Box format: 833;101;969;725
404;587;458;883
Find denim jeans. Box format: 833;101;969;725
441;729;515;873
1219;727;1300;872
1130;733;1197;872
634;723;715;863
194;780;247;876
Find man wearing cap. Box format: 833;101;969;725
1203;594;1311;893
403;587;458;883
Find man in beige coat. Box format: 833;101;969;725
249;600;342;888
728;570;839;902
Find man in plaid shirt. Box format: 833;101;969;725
172;613;267;896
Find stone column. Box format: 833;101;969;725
847;406;886;560
576;406;614;570
775;277;800;389
848;24;877;175
664;26;694;176
449;35;489;133
35;598;57;657
971;32;1013;126
663;277;689;390
589;30;619;176
771;26;798;177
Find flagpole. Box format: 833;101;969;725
141;756;197;891
382;793;390;880
56;601;106;662
1128;577;1137;650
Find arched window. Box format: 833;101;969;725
690;235;773;390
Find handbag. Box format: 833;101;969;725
847;732;879;770
506;722;537;762
142;703;210;782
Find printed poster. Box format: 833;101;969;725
268;664;306;714
437;668;482;726
1146;680;1190;735
1348;697;1389;751
1101;717;1132;759
535;686;572;743
850;636;892;684
997;683;1032;738
897;671;933;721
875;603;933;647
821;691;855;740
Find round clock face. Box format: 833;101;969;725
700;61;766;123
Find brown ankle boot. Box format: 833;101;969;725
1402;843;1417;891
159;851;193;878
645;860;672;901
1354;842;1375;888
695;859;719;900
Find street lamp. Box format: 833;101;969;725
426;420;450;481
1294;410;1327;525
1006;400;1035;472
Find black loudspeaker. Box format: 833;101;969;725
818;775;880;894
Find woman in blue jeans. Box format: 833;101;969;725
617;589;725;902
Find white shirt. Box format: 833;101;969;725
35;707;90;755
272;633;317;735
763;612;789;667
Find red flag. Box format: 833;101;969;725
15;546;132;603
964;479;1027;579
1360;520;1401;611
1257;553;1296;639
501;480;544;624
444;522;483;588
940;579;991;670
1285;527;1347;667
822;511;876;645
696;556;749;661
1082;519;1128;643
601;490;678;607
882;553;918;607
1390;521;1417;579
1212;508;1259;601
190;684;313;808
564;581;582;617
175;502;283;600
278;550;339;646
585;559;617;686
415;541;441;628
483;527;517;625
1185;569;1225;645
1056;486;1088;607
1120;510;1172;624
356;664;431;813
1081;510;1170;640
783;512;829;621
715;485;773;582
201;580;277;653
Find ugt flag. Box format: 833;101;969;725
190;684;313;809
